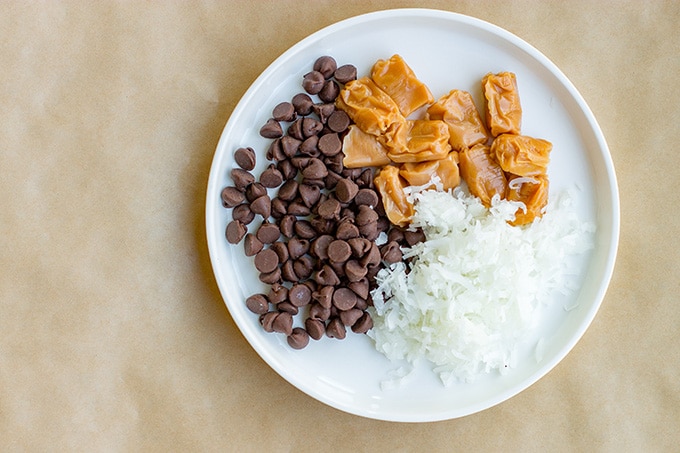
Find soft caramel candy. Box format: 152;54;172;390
426;90;489;151
482;72;522;137
507;174;549;225
335;77;404;136
384;120;451;163
371;54;434;117
399;151;460;191
374;165;414;227
459;143;508;207
341;125;391;168
492;133;552;177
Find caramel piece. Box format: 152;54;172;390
399;151;460;191
507;174;549;225
335;77;404;136
384;120;451;163
373;165;414;227
371;54;434;117
426;90;489;151
482;72;522;137
491;133;552;177
459;144;507;207
341;125;391;168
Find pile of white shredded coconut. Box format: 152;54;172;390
368;184;595;386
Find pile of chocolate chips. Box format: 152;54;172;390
221;56;424;349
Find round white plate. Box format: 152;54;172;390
205;8;619;422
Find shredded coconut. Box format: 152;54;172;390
368;187;594;386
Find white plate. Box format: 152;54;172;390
205;8;619;422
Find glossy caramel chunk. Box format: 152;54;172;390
482;72;522;137
491;133;552;177
341;125;391;168
384;120;451;163
335;77;404;136
459;144;507;207
371;54;434;117
507;174;549;225
426;90;489;151
399;151;460;191
374;165;414;227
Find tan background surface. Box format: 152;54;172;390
1;1;678;451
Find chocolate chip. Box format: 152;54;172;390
348;278;369;299
232;203;255;225
260;311;278;332
356;205;379;226
293;219;316;239
278;179;298;201
287;119;304;140
280;259;297;283
312;286;334;309
317;198;340;220
246;294;269;315
348;237;372;257
298;184;321;208
314;264;340;286
318;80;340;103
277;301;298;315
328;240;351;263
287;237;309;260
360;243;381;268
302;117;323;138
309;303;331;322
231;168;255;190
332;287;357;311
299;135;319;157
270;241;289;263
344;260;368;283
381;241;402;264
289;283;312;307
326;317;346;339
272;102;296;122
287;327;310;349
260;167;284;188
279;214;296;238
260;118;283;138
234;147;256;170
272;311;293;335
311;234;334;259
354;188;379;207
256;222;280;244
292;92;314;116
271;197;287;219
334;64;357;84
313;103;336;123
287;200;311;217
293;256;314;280
268;283;288;304
221;186;245;208
301;158;328;180
335;178;359;203
305;318;325;340
243;233;263;256
314;56;337;79
245;182;267;202
302;71;325;95
259;267;281;284
327;110;350;133
254;248;279;273
339;308;363;327
318;133;342;156
404;228;426;246
250;195;271;218
280;135;301;158
226;220;246;244
351;312;373;334
266;139;285;161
